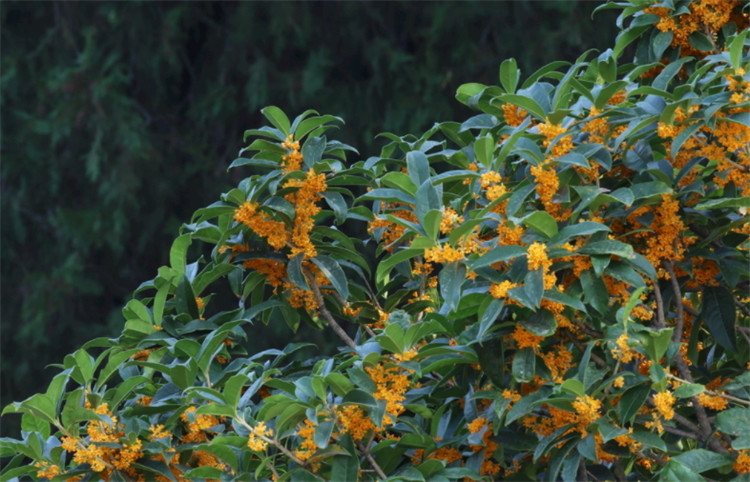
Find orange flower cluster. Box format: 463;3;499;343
502;103;527;127
337;404;376;441
530;162;570;221
234;201;289;250
366;360;412;424
283;169;327;259
572;395;602;435
511;325;545;350
696;392;729;410
644;0;746;59
540;344;574;383
489;280;519;300
653;391;676;421
734;451;750;474
247;421;274;451
466;417;502;477
611;333;641;363
294;419;318;461
281;134;303;172
243;258;287;289
368;206;418;251
537;121;573;158
60;404;143;479
439;207;464;234
34;461;61;480
424;243;466;263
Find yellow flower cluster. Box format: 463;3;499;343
60;403;143;478
540;344;574;383
294;419;318;461
572;395;602;435
511;325;544;350
247;421;274;452
281;134;303;172
735;451;750;474
34;461;61;480
537;121;573;158
424;243;465;263
283;169;327;259
466;417;502;477
502;103;527;127
530;163;569;221
611;333;641;363
233;201;289;250
645;0;746;59
696;392;729;410
489;280;518;300
653;390;676;420
337;404;376;441
439;207;464;234
368;206;418;251
366;361;412;423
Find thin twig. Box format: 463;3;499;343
667;373;750;407
662;425;699;440
304;268;358;349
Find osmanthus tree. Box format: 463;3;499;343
2;0;750;480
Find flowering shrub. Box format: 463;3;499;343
2;1;750;480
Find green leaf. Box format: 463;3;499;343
314;419;335;449
716;407;750;436
688;31;714;52
406;151;431;187
512;347;536;383
659;461;704;482
619;384;649;424
469;245;526;270
672;449;731;474
522;211;558;238
729;29;750;69
630;430;667;452
499;58;520;94
550;221;609;245
701;286;736;353
439;262;465;314
311;255;350;300
261;106;291;136
473;135;495;166
421;209;442;242
287;254;310;290
578;240;635;259
500;94;547;120
523;268;544;310
175;275;199;319
169;234;192;277
695;197;750;210
673;383;705;399
523;308;556;337
415;179;443;223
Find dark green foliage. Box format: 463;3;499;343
0;1;618;436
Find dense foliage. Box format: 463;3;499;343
0;1;619;414
3;0;750;480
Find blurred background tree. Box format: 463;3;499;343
0;1;617;435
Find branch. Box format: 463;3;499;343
664;261;685;343
304;268;358;350
652;280;666;329
356;438;387;480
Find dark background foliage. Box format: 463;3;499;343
0;1;617;436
